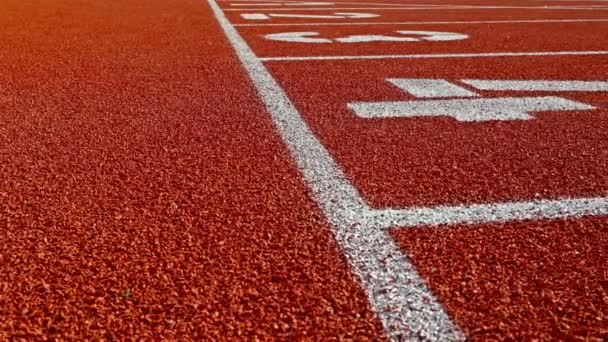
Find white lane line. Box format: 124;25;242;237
462;79;608;91
234;18;608;26
226;6;453;10
230;2;335;6
241;12;380;20
367;197;608;230
261;50;608;61
223;0;448;5
229;1;428;6
224;5;608;10
207;0;464;340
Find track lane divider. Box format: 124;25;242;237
207;0;465;340
233;18;608;26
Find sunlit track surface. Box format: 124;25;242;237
1;0;607;340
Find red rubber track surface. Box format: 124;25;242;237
267;57;608;207
391;217;608;340
228;8;608;25
0;0;384;339
242;22;608;57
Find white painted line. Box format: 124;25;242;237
226;6;446;10
207;0;464;340
240;12;379;20
241;13;271;19
349;96;595;121
224;5;608;11
229;1;424;6
387;78;479;98
368;197;608;230
233;18;608;26
221;0;447;2
260;50;608;61
230;2;335;6
463;79;608;92
222;0;456;5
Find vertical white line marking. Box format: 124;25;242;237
206;0;463;340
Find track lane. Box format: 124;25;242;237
265;56;608;208
0;0;384;339
3;0;607;340
228;8;608;25
391;216;608;340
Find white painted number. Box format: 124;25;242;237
348;79;607;122
264;31;468;43
241;12;379;20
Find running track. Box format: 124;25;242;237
1;0;606;340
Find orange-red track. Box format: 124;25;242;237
1;0;607;340
0;0;383;339
392;217;607;340
266;57;608;208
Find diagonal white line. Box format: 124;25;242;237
207;0;464;340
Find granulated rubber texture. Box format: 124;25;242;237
391;217;608;340
266;57;608;208
0;0;384;339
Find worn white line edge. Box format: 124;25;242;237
261;50;608;61
207;0;465;340
234;18;608;26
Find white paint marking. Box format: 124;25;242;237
260;50;608;61
222;0;451;5
233;18;608;26
264;30;468;43
240;12;379;19
241;13;271;19
210;0;608;338
264;31;333;43
349;96;595;122
463;79;608;92
207;0;464;340
230;0;412;6
338;31;468;43
231;2;334;6
387;79;479;98
224;5;608;10
368;197;608;230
